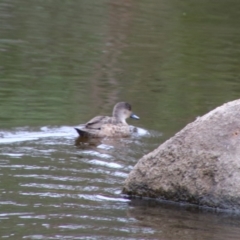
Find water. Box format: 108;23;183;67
1;0;240;239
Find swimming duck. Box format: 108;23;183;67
74;102;139;138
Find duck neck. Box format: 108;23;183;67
113;115;126;124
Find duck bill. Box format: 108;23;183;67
130;113;140;120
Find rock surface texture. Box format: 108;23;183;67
123;99;240;210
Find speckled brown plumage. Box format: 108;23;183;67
75;102;139;138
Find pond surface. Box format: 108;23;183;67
1;0;240;239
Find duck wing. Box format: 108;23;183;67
85;116;112;129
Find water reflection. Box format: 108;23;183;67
129;199;240;240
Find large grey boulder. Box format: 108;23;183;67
123;99;240;210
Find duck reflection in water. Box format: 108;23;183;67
75;102;139;143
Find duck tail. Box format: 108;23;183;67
74;128;89;137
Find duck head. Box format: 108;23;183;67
113;102;140;124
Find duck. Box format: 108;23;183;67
74;102;140;138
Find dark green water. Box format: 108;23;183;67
1;0;240;239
